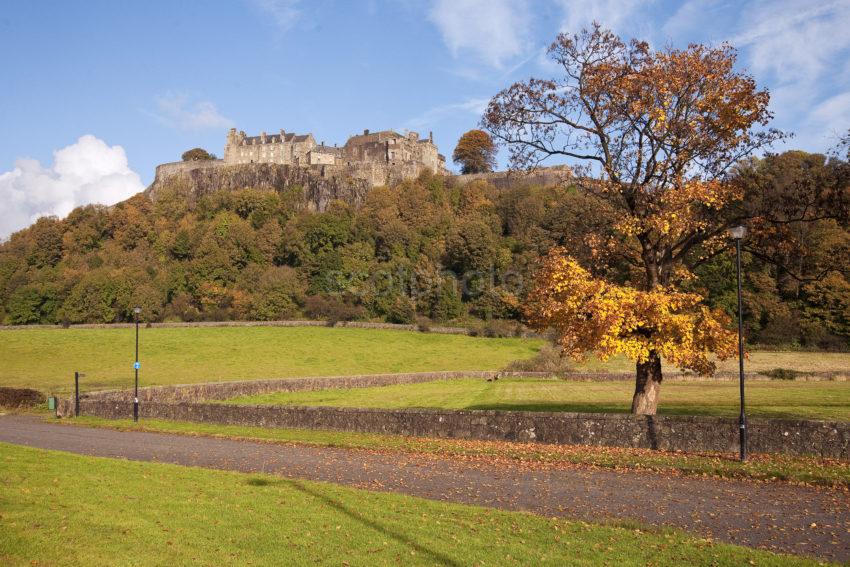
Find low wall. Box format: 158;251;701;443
0;319;470;335
64;399;850;459
69;371;524;405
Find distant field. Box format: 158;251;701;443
572;351;850;375
0;442;817;566
3;325;850;397
0;327;542;394
226;377;850;421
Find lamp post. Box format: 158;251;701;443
728;225;747;461
133;306;141;422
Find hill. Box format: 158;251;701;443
1;153;849;349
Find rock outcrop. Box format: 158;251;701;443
145;161;371;211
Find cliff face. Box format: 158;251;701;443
145;161;371;211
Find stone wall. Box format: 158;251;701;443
0;319;470;334
64;398;850;459
66;371;517;405
452;166;572;189
153;159;225;185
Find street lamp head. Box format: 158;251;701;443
133;306;142;315
728;225;747;240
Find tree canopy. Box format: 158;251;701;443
452;130;496;174
483;24;847;414
182;148;217;161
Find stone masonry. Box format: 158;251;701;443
155;127;448;191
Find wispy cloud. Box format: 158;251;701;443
728;0;850;149
428;0;533;69
556;0;653;36
403;97;490;131
250;0;301;32
151;93;234;132
731;1;850;85
0;135;144;238
662;0;729;40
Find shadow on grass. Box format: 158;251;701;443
464;402;631;414
285;478;463;567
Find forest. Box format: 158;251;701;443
1;147;848;349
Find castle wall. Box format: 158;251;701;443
154;159;225;184
451;166;572;189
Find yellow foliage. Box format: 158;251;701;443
526;249;737;375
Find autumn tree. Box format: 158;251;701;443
527;251;738;411
452;130;497;174
483;25;785;414
181;148;216;161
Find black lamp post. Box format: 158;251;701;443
728;225;747;461
133;306;141;422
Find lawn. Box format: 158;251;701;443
0;327;542;394
225;377;850;421
564;350;850;375
0;442;821;566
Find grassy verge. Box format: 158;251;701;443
0;442;826;566
0;326;542;393
570;351;850;375
223;377;850;421
65;416;850;488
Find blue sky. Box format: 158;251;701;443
2;0;849;237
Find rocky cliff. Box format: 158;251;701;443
145;161;371;211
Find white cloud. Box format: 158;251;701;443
151;93;234;132
556;0;653;36
732;1;850;86
806;91;850;146
0;135;144;239
662;0;728;40
725;0;850;151
251;0;301;32
403;97;490;130
429;0;532;68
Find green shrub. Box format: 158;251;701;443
761;368;808;380
505;343;574;373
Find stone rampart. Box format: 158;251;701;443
452;166;572;189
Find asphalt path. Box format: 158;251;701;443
1;414;848;562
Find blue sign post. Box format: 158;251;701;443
133;307;141;422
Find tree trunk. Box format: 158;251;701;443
631;351;663;415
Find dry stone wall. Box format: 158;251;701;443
63;398;850;459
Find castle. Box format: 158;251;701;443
149;126;570;209
221;127;447;186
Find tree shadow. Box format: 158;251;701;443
284;479;462;567
464;402;631;414
644;415;659;450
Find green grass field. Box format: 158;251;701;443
225;377;850;421
0;327;542;393
0;442;821;566
578;350;850;375
3;325;850;400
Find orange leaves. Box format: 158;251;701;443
611;179;742;257
526;249;737;375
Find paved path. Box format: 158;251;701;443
1;415;848;562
